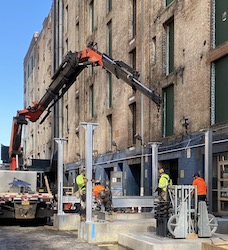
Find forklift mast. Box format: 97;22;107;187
9;43;161;170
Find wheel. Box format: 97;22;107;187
198;213;218;234
167;214;179;236
207;214;218;234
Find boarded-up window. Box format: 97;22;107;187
90;84;94;118
130;48;137;96
107;72;112;108
107;0;112;13
107;21;112;57
166;0;173;7
133;0;137;38
107;115;113;151
90;0;94;33
215;0;228;46
162;84;174;137
167;19;174;75
129;102;137;145
215;55;228;123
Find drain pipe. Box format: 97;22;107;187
204;130;212;213
140;0;145;199
58;0;63;138
52;0;59;148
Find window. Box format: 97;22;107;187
215;0;228;46
107;72;112;108
90;84;94;118
65;105;69;133
130;48;136;70
90;0;95;33
107;0;112;13
162;85;174;137
130;49;137;95
129;102;137;144
132;0;137;38
107;21;112;57
151;36;156;65
65;39;68;54
107;115;113;150
65;5;68;33
166;0;173;6
76;16;80;50
165;19;174;75
213;55;228;124
75;95;79;127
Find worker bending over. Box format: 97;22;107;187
93;180;105;198
93;180;112;214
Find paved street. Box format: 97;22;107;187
0;223;122;250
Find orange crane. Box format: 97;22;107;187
9;42;161;170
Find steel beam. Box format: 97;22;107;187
55;138;67;215
205;130;212;213
81;122;98;223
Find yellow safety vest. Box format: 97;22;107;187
158;173;171;191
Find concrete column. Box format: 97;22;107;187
151;143;159;194
204;130;212;213
81;122;98;223
55;138;67;215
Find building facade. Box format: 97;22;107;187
23;0;228;215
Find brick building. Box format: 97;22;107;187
23;0;228;215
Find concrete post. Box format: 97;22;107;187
55;138;67;215
204;130;212;213
151;143;159;194
81;122;98;223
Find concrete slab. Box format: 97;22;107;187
53;213;80;231
216;218;228;234
118;232;228;250
79;218;156;244
96;211;154;221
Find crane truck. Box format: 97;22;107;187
3;42;161;218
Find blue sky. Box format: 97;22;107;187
0;1;52;157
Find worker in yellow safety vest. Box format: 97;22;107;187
76;167;88;221
157;168;172;201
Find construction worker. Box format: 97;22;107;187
157;168;172;201
93;180;112;214
192;173;207;201
93;180;105;199
76;167;88;221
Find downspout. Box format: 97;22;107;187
140;0;145;198
58;0;63;138
54;0;59;139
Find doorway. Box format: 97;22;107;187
160;159;178;185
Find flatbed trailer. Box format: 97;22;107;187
0;170;53;220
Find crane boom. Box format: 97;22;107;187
9;43;161;170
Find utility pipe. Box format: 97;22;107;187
140;0;145;199
58;0;63;138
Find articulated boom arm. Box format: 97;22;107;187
9;43;161;170
79;45;161;106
